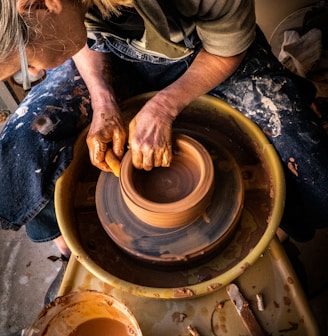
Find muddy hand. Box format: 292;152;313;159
128;106;174;171
87;110;126;175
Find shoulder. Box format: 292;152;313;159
173;0;255;19
173;0;256;56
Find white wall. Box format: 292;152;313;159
255;0;321;41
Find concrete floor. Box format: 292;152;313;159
0;228;59;335
0;224;327;335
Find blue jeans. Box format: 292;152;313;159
1;28;327;242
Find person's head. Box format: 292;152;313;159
0;0;133;83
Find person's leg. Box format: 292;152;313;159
24;197;71;258
0;58;92;249
3;59;94;306
54;236;71;259
209;30;328;241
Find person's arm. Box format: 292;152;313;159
72;44;126;175
158;49;245;111
129;48;246;170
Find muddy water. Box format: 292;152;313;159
68;318;130;336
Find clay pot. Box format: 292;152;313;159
119;134;214;228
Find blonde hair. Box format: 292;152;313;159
0;0;134;63
83;0;134;17
0;0;27;62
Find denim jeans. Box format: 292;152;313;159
1;29;327;242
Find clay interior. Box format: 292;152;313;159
132;153;199;203
119;134;214;228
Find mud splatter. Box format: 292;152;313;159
172;312;187;323
287;157;299;176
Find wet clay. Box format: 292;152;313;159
118;134;214;228
96;132;242;265
129;135;203;203
132;158;198;203
68;318;130;336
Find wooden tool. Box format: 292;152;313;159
187;325;201;336
226;283;266;336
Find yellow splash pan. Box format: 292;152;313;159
55;93;285;299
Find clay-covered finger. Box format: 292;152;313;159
87;137;106;164
105;149;121;177
161;146;172;167
142;149;154;171
131;148;144;170
153;148;163;168
112;127;126;159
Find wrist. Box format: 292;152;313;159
153;84;198;117
90;91;119;112
150;91;186;120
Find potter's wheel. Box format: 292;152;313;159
55;93;285;298
96;132;244;266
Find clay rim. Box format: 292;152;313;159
119;134;215;228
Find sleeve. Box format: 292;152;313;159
174;0;256;56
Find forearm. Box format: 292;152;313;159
72;44;118;111
153;48;246;118
72;45;126;173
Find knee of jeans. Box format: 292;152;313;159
25;201;61;242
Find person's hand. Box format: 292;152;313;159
128;98;177;171
86;108;126;176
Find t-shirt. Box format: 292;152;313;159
85;0;256;57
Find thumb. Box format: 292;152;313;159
105;149;121;177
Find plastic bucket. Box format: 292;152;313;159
24;291;142;336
